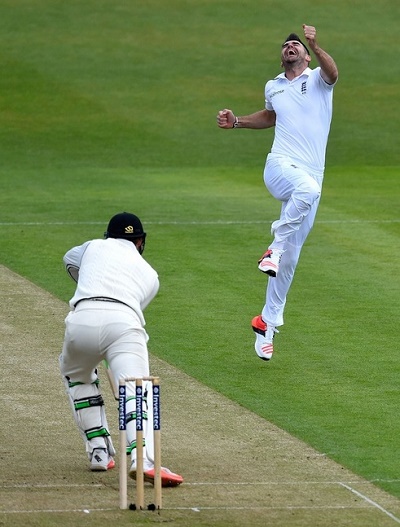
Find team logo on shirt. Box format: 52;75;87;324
125;226;134;234
301;81;307;94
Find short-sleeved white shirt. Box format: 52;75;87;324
265;67;336;172
63;238;159;325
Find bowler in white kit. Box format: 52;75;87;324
217;25;338;360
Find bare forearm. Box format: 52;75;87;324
235;109;275;129
311;44;338;84
217;108;275;129
303;25;338;84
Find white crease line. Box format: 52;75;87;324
339;483;400;524
1;483;103;488
0;505;379;514
2;481;399;517
1;508;114;514
182;480;400;486
179;505;381;511
185;481;341;486
3;480;399;521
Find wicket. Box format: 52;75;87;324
118;376;162;510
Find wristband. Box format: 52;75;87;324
232;116;239;128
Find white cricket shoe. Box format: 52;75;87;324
251;315;278;361
258;249;284;277
90;448;115;471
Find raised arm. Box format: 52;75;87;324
217;108;276;130
303;24;338;85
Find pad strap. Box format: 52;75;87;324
74;394;104;411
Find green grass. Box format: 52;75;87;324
0;0;399;502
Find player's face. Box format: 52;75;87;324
281;40;308;64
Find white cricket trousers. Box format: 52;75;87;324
60;301;149;383
261;154;324;327
60;300;154;462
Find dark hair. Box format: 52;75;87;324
283;33;310;55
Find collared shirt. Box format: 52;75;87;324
265;67;336;172
63;238;159;326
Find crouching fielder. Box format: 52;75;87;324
59;211;183;487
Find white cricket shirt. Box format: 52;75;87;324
265;67;336;172
63;238;159;325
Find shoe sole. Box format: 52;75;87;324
258;263;278;277
252;325;266;335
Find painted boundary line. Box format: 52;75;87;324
0;219;399;226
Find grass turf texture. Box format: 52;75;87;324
0;0;399;506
